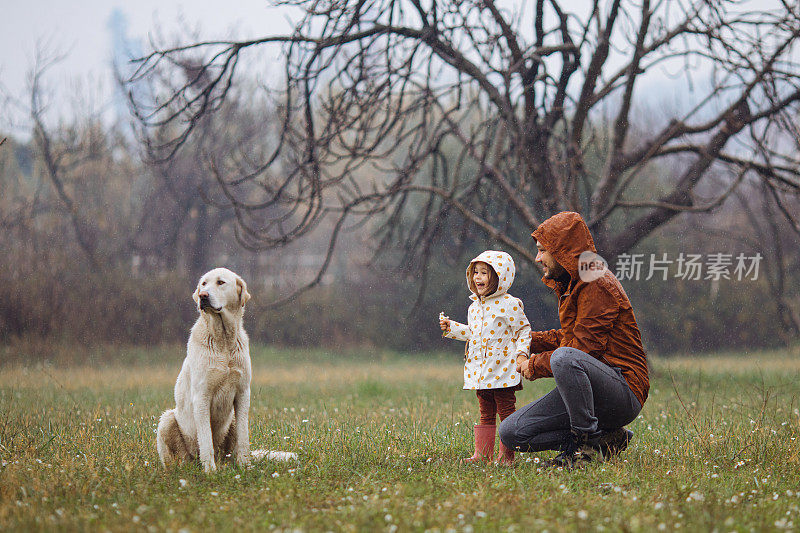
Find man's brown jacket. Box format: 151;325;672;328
529;212;649;406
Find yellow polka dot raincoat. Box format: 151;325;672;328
443;250;533;390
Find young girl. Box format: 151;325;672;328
440;250;532;465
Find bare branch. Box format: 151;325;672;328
125;0;800;305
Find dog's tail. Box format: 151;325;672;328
251;449;298;462
156;409;178;467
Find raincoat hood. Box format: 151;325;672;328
531;211;596;288
467;250;515;300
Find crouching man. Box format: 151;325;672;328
499;212;649;468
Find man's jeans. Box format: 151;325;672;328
499;347;642;452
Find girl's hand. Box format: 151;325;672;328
439;315;450;332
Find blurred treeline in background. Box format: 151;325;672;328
3;0;800;358
1;106;797;356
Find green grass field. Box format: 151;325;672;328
1;345;799;531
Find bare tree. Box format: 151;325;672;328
127;0;800;300
5;49;147;273
29;52;106;271
735;180;800;339
127;67;280;276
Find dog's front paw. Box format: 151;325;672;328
202;459;217;473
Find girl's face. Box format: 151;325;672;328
472;261;492;296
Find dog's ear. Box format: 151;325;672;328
192;286;200;305
236;276;251;307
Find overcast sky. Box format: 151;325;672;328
2;1;792;136
0;1;299;130
0;1;667;129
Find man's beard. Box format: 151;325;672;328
544;264;567;279
545;267;570;284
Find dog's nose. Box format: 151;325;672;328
199;291;209;298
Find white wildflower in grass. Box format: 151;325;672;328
384;514;392;522
577;510;588;520
686;491;705;503
132;515;140;523
179;479;187;488
271;472;279;478
654;502;664;510
210;492;218;497
475;511;487;518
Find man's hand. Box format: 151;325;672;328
516;354;534;380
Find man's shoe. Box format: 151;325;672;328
587;428;633;461
543;432;595;470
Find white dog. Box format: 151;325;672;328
157;267;295;472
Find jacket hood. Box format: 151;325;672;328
531;211;596;285
467;250;515;300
